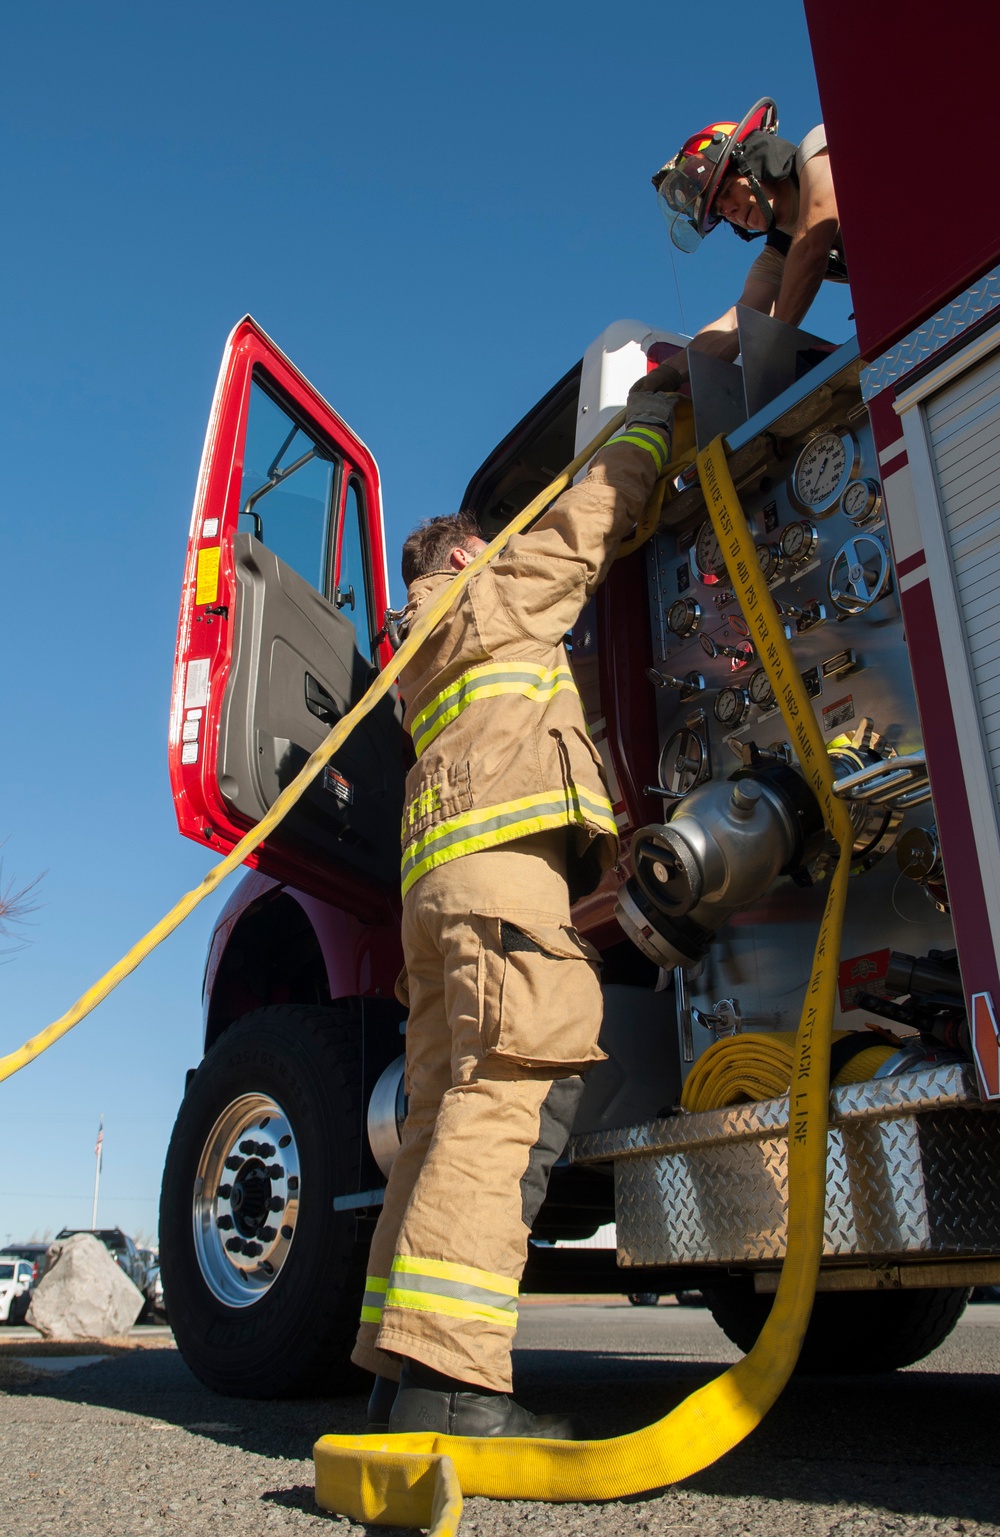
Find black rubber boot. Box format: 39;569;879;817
366;1373;400;1432
388;1359;575;1439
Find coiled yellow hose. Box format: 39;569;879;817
681;1031;897;1112
312;436;857;1534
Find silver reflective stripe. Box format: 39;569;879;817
387;1268;517;1316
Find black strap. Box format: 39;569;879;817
829;1031;883;1081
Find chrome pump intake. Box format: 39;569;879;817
616;765;823;970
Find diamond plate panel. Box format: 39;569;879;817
860;263;1000;401
590;1066;1000;1267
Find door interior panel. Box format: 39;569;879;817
219;533;406;887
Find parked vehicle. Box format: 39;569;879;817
0;1256;35;1324
55;1228;147;1291
4;1242;50;1285
142;1263;167;1321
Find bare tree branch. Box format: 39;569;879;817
0;848;46;960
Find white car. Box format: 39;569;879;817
0;1256;35;1324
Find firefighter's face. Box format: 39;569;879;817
714;172;768;232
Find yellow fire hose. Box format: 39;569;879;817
311;437;856;1532
1;405;853;1535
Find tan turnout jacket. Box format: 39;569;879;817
397;424;669;899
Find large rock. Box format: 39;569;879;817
26;1233;144;1339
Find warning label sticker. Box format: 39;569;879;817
823;694;855;732
838;948;891;1012
195;545;221;606
323;766;354;804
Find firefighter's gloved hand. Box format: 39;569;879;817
624;375;681;439
629;360;683;397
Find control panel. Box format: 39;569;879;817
642;375;955;1062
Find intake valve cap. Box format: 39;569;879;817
616;767;823;970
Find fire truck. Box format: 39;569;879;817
159;5;1000;1398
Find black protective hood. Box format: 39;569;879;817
738;130;797;187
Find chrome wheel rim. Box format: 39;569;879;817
193;1093;300;1307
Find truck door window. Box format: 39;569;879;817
238;376;339;594
337;476;374;661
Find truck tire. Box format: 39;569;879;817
159;1005;371;1398
704;1280;970;1373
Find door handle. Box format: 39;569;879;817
305;672;341;726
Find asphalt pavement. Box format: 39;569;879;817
4;1299;1000;1536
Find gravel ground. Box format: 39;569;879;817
4;1301;1000;1536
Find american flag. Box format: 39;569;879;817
95;1115;104;1171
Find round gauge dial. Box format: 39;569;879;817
792;429;858;515
779;518;819;565
748;668;776;710
667;597;702;637
692;521;727;584
755;542;783;584
713;685;751;727
842;476;883;526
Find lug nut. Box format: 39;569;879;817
244;1241;262;1257
239;1139;256;1154
287;1176;299;1192
260;1226;277;1242
225;1156;242;1171
217;1215;234;1230
218;1183;232;1199
225;1237;242;1253
281;1224;294;1240
268;1196;285;1212
266;1163;284;1179
258;1142;275;1158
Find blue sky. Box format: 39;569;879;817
1;1;854;1246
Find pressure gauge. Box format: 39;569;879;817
713;685;751;728
748;668;776;711
791;428;859;515
779;518;819;566
841;476;883;526
667;596;702;637
691;521;727;584
657;724;709;799
755;542;783;584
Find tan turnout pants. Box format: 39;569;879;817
352;830;604;1393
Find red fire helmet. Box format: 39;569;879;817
654;99;779;252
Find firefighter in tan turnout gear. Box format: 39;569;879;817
353;373;681;1438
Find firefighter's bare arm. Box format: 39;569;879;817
771;150;839;326
485;390;678;648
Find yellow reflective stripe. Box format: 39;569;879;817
384;1287;519;1329
399;789;618;898
411;662;578;758
360;1274;388;1325
390;1255;518;1297
607;427;668;472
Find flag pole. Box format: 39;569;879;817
92;1114;104;1228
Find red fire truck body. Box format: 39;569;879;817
805;0;1000;1095
159;7;1000;1398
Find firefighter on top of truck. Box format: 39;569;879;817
352;375;681;1438
653;98;847;380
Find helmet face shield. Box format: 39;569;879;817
657;191;705;252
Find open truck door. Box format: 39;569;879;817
168;317;407;902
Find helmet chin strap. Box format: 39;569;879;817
726;143;775;241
